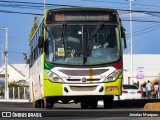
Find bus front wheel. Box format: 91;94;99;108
103;95;113;109
81;101;89;109
34;100;41;108
90;100;98;109
81;100;98;109
44;98;54;109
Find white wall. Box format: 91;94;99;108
0;64;28;82
123;54;160;85
8;65;25;82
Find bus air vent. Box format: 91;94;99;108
70;86;97;91
59;69;108;76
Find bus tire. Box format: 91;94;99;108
103;95;113;109
89;100;98;109
44;98;54;109
41;100;45;108
34;100;41;108
81;101;89;109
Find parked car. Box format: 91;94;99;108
114;85;142;100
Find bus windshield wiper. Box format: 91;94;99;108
89;23;104;40
61;24;66;59
83;28;90;65
82;24;104;64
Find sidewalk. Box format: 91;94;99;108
0;99;31;102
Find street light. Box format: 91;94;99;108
0;27;8;99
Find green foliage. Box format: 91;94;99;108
0;85;4;96
8;81;29;99
29;16;39;42
23;53;30;64
8;81;25;88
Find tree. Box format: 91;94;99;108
29;16;39;42
27;16;39;64
23;53;29;64
8;81;25;99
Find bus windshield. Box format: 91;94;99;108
46;24;120;66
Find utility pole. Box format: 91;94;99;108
44;0;46;13
127;0;135;85
1;44;4;66
0;27;8;99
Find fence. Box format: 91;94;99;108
8;86;30;99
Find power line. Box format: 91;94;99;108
1;0;160;11
126;25;160;38
1;5;160;18
8;51;29;55
0;9;43;15
122;19;160;23
80;0;160;8
0;0;79;7
1;0;160;39
0;50;29;54
117;9;160;14
1;0;160;15
126;23;160;36
1;8;160;23
134;0;160;10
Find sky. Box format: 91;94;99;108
0;0;160;65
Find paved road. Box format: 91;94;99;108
0;99;159;119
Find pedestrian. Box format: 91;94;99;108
153;82;159;99
141;83;146;99
146;80;152;99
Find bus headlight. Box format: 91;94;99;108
45;70;64;83
104;69;122;82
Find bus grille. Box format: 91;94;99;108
59;69;108;76
70;86;97;91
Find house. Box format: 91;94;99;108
0;64;29;83
0;64;29;99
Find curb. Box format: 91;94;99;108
0;99;31;103
143;102;160;111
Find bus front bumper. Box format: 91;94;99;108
44;78;122;97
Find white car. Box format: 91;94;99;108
114;85;142;100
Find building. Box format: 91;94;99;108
0;64;29;99
123;54;160;85
0;64;29;83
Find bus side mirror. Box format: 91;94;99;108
38;36;43;48
121;27;127;48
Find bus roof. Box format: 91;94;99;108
46;7;119;15
45;7;119;23
29;7;120;44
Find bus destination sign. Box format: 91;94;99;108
46;11;117;22
55;14;110;21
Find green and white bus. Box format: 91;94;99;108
29;7;126;109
